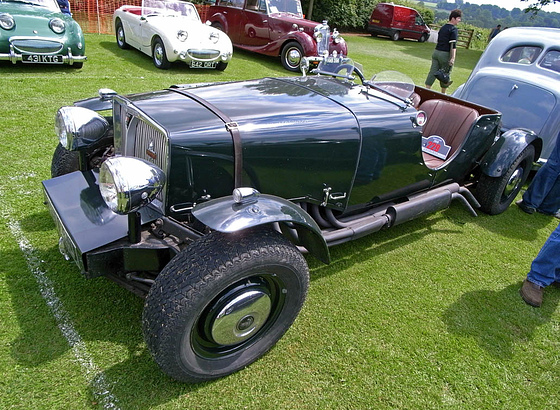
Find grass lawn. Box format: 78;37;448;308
0;34;558;409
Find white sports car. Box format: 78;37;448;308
113;0;233;70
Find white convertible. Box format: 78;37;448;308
113;0;233;70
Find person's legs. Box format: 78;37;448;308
521;223;560;306
520;131;560;211
527;223;560;287
425;54;440;88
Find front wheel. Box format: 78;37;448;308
419;33;428;43
152;38;170;69
216;61;228;71
115;20;129;49
476;145;535;215
142;228;310;383
51;143;79;177
281;41;304;72
391;31;400;41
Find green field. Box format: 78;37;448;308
1;34;558;409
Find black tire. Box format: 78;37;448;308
51;143;80;178
476;145;535;215
391;31;400;41
152;38;170;69
281;41;304;72
216;61;228;71
115;20;129;49
419;33;428;43
71;62;84;69
142;228;309;383
211;22;224;32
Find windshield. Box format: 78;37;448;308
142;0;199;20
3;0;60;11
370;71;416;100
266;0;303;17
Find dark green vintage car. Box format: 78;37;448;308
0;0;86;67
42;58;539;382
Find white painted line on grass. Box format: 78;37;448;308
1;185;120;409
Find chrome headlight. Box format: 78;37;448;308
0;13;15;30
177;30;188;42
99;157;166;214
49;18;65;34
55;106;109;150
210;31;219;43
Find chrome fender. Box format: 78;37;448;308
480;128;541;177
192;194;330;264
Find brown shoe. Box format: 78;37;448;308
520;279;543;307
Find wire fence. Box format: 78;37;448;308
70;0;210;34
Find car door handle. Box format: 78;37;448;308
508;84;518;97
263;19;267;22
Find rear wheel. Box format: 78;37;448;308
281;41;304;72
142;228;309;383
152;38;170;69
391;31;400;41
476;145;535;215
115;20;129;49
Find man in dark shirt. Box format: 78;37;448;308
424;9;462;94
488;24;501;41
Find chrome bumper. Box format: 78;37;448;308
0;44;87;65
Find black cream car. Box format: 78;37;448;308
43;58;540;382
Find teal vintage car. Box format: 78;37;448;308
0;0;86;67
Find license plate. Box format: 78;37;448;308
23;54;64;64
190;61;217;69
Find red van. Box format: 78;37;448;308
367;3;430;42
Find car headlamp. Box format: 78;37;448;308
177;30;188;42
55;106;109;150
0;13;15;30
49;18;65;34
99;157;166;214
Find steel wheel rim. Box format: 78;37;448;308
117;27;125;46
154;43;164;66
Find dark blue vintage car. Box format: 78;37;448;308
43;58;540;382
453;27;560;166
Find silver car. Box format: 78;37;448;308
453;27;560;165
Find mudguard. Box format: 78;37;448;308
192;194;330;264
480;128;542;177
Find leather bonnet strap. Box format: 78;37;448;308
169;87;243;188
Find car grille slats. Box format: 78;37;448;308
187;49;220;59
12;39;63;53
114;99;169;206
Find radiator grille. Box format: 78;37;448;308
113;98;169;206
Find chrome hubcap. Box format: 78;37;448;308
210;290;272;346
286;48;302;68
504;167;523;198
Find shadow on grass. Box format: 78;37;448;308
443;283;560;359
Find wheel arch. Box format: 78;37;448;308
480;129;542;177
192;194;330;264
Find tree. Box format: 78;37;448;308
522;0;560;13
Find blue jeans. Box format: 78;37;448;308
527;223;560;287
522;131;560;214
